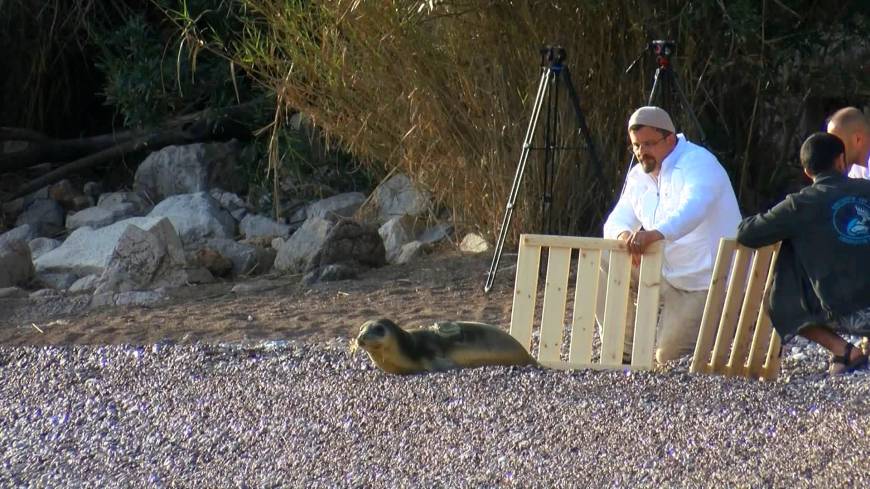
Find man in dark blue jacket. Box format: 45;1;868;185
737;132;870;374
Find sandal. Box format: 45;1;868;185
829;343;869;375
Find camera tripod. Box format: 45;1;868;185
620;40;707;194
483;46;603;293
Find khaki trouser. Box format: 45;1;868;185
596;253;707;364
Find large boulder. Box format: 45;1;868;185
209;188;251;222
66;204;137;232
34;216;170;276
94;218;196;294
371;174;431;223
15;198;64;236
0;240;34;288
306;192;366;221
98;191;152;215
273;217;334;273
0;224;39;247
133;140;245;202
201;238;275;277
147;192;236;247
240;214;291;240
304;220;386;282
28;237;62;260
378;216;416;264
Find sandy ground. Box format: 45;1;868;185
0;250;517;347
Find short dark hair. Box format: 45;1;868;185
628;124;672;137
800;132;844;175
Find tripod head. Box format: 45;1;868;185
540;45;567;70
648;40;676;69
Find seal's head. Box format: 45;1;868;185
353;318;400;355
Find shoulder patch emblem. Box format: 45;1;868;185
832;196;870;245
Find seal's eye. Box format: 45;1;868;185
371;324;385;336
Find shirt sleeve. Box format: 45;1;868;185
603;180;641;239
736;194;805;248
655;156;727;241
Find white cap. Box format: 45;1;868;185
628;106;675;133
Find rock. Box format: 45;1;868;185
97;192;151;215
1;198;25;219
0;287;27;299
35;217;170;276
0;240;34;288
306;192;366;221
274;217;334;273
71;195;94;210
209;188;251;221
30;289;62;299
200;238;275;277
231;279;284;294
395;241;427;265
241;235;275;249
304;220;386;282
15;198;64;235
91;290;167;307
271;237;286;251
240;214;291;240
83;181;104;199
35;272;78;290
378;216;416;263
133;140;245;202
192;248;234;278
419;223;453;245
69;274;100;294
66;205;136;232
93;219;189;295
147;192;236;247
0;224;39;247
304;263;361;284
48;179;84;210
460;233;491;253
371;173;432;223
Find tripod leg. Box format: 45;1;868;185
543;68;558;234
669;69;708;146
561;66;605;185
484;67;551;293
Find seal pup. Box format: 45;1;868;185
351;318;536;374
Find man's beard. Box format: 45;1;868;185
640;156;658;173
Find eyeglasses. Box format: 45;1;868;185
629;135;668;153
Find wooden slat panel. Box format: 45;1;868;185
762;333;782;380
509;241;542;350
709;246;753;372
631;242;664;370
522;234;630;252
690;239;738;373
726;246;775;375
569;248;601;364
538;247;572;363
746;245;780;378
599;250;632;367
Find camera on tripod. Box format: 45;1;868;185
649;40;676;57
540;45;567;66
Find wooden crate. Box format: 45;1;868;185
509;234;663;371
690;239;782;380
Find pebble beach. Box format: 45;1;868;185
1;337;868;488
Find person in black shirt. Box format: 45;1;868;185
737;132;870;374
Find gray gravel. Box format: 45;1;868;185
1;338;868;488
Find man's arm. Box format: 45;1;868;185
655;156;730;241
736;195;804;248
603;189;641;239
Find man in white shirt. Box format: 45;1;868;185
601;106;742;364
826;107;870;179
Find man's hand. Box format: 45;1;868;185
616;230;641;267
628;230;665;254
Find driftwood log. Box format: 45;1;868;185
1;99;274;202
